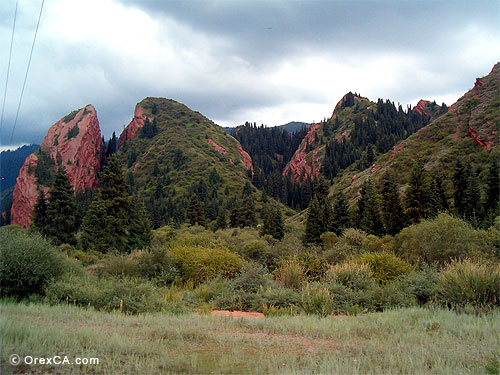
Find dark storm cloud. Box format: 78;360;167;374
0;0;498;147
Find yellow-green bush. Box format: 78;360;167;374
170;245;245;284
437;259;500;310
273;257;305;289
0;229;66;298
352;252;412;284
396;213;498;265
325;261;375;290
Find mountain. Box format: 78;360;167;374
277;121;311;133
116;97;261;226
283;92;447;183
0;144;40;212
11;105;103;227
333;63;499;201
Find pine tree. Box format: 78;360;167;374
356;179;385;236
230;183;257;228
380;173;406;235
463;165;482;223
128;197;152;249
453;160;468;217
187;194;206;226
214;209;228;231
484;157;500;217
428;176;449;217
303;177;334;244
405;162;430;223
31;190;49;235
45;167;78;245
81;155;133;252
260;204;285;240
332;192;351;235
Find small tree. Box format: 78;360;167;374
260;205;285;240
186;194;206;226
332;192;351;235
405;162;430;223
380;172;406;235
44;168;78;245
356;179;385;236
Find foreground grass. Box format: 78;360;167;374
1;302;499;374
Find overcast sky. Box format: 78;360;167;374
0;0;498;148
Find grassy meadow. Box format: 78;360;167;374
1;301;499;375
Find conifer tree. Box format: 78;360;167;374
463;165;481;223
332;192;351;235
32;190;49;235
214;209;228;231
303;177;334;244
380;173;406;235
428;176;449;217
187;194;206;226
356;179;385;236
260;204;285;240
405;162;430;223
484;157;499;217
45;167;78;245
128;197;152;249
230;182;257;228
81;155;134;252
453;160;468;216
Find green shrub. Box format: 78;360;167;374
396;213;497;265
324;242;363;265
366;282;416;311
134;246;179;285
262;304;297;317
397;266;440;305
301;283;333;316
320;232;338;248
239;239;273;266
0;229;66;298
352;252;412;284
256;284;301;309
151;226;177;246
437;259;500;310
45;274;162;314
274;257;305;289
98;253;139;277
325;262;375;290
232;261;272;293
297;252;329;281
170;245;245;284
341;228;367;246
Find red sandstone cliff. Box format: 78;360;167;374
118;105;149;148
11;105;103;227
283;123;322;182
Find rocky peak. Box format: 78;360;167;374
413;99;432;116
11;105;103;227
118;104;150;148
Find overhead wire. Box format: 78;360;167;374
0;0;19;136
9;0;45;145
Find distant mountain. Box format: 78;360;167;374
0;144;40;211
283;92;446;183
225;121;311;136
334;62;499;202
276;121;311;134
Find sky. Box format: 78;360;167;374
0;0;498;147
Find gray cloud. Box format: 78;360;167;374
0;0;498;147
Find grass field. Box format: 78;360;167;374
1;302;499;374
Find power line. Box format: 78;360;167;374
0;0;19;136
9;0;45;145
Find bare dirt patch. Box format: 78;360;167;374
211;310;264;318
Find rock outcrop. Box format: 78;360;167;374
11;105;103;227
283;123;322;182
118;105;150;148
413;99;432;116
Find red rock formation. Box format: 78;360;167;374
370;164;376;174
413;100;431;116
208;138;227;155
118;105;150;148
283;123;321;182
11;105;103;227
237;144;254;176
468;126;478;137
